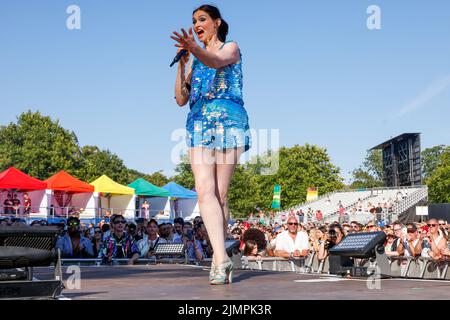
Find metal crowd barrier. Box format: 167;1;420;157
241;252;450;280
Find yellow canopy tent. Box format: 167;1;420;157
90;175;135;218
90;175;135;195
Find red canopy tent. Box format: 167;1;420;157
0;167;47;190
45;171;94;193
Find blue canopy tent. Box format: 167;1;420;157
162;182;198;199
162;182;199;220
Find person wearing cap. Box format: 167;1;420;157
56;217;94;258
397;223;423;257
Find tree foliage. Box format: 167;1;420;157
427;148;450;203
0;111;83;179
422;145;449;181
350;149;384;188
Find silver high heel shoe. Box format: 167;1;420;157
210;259;233;285
209;261;217;282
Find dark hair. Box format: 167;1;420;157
243;240;258;256
193;5;229;42
174;217;185;227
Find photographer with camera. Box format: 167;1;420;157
317;223;345;261
183;223;205;261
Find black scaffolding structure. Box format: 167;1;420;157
372;133;422;187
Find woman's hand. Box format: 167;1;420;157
171;28;199;54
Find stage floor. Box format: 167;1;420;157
34;265;450;300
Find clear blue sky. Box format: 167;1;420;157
1;0;450;182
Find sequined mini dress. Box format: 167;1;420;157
186;41;251;152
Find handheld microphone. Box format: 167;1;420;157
170;49;188;67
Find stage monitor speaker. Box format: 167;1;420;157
154;243;186;256
0;226;59;269
329;231;386;259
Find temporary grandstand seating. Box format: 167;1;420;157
278;186;428;224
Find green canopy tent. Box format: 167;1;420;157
128;178;170;197
128;178;171;219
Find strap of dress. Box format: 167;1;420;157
219;40;234;50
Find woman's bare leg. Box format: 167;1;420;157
215;147;244;239
189;147;228;266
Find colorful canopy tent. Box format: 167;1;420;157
0;167;48;216
162;182;199;221
0;167;47;190
128;178;170;197
162;182;198;199
45;171;94;193
90;175;136;219
129;179;171;220
45;171;95;218
90;175;135;195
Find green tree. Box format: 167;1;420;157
350;149;384;188
79;145;130;184
244;144;345;213
427;149;450;203
422;145;449;181
0;111;83;179
173;153;195;189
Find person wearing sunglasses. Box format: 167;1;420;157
55;217;94;259
99;215;140;265
423;219;447;260
274;218;309;259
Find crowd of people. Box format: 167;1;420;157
1;211;450;265
2;192;31;215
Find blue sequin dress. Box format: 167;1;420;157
186;41;251;152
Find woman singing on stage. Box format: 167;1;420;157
171;5;251;285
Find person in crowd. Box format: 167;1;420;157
243;240;260;257
3;193;13;215
56;217;94;258
127;223;142;242
397;223;423;257
23;193;31;215
173;217;185;243
137;219;169;258
101;223;111;241
135;218;147;240
182;224;205;261
338;205;345;225
195;222;212;258
92;227;104;258
310;227;327;253
350;221;361;233
158;223;174;242
99;215;140;265
141;200;150;219
319;223;354;275
384;230;399;256
366;222;377;232
274;217;309;259
12;194;21;215
423;218;447;260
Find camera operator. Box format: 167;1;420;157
317;223;345;260
183;225;204;261
318;223;353;274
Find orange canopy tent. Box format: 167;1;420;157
45;171;94;193
0;167;47;190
